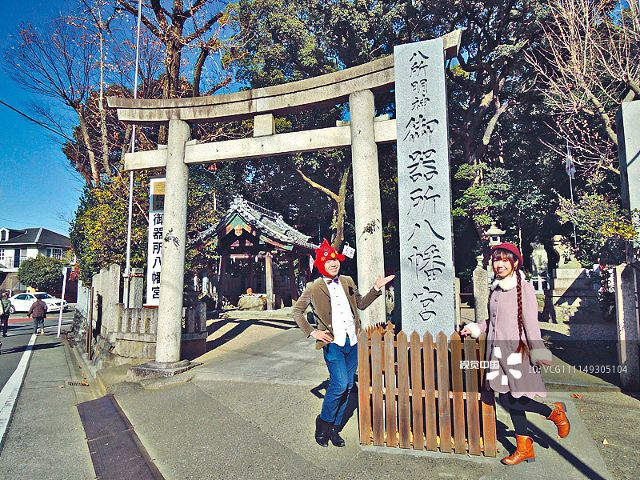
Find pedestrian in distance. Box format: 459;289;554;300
292;239;394;447
28;296;48;336
461;242;570;465
1;292;11;337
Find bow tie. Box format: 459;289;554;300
325;277;339;284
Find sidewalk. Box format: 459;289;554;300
2;317;635;479
92;318;628;480
0;332;96;480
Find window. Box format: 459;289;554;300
46;248;63;260
0;249;4;261
0;229;6;241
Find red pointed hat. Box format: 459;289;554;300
314;239;345;277
491;242;523;266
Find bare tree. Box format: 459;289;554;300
527;0;640;175
4;19;103;186
115;0;244;98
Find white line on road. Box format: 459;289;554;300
0;334;37;449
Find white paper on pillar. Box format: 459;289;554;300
342;244;355;259
395;38;456;337
146;177;165;306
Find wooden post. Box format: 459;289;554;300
410;332;424;450
358;330;372;445
423;332;437;450
265;253;274;310
371;331;385;445
383;329;397;447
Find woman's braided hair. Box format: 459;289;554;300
491;249;529;355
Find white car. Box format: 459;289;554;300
8;292;68;314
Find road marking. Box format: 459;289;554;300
0;333;36;449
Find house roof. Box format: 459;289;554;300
215;197;317;251
0;227;71;248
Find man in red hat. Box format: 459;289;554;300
293;239;394;447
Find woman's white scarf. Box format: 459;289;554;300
491;270;526;291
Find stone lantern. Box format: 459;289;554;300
471;222;505;324
485;222;505;247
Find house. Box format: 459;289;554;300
0;227;73;291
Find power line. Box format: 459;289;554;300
0;98;75;143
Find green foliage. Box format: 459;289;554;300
556;193;638;265
70;175;148;284
70;167;222;284
18;255;65;293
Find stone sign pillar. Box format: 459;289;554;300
617;101;640;216
613;264;640;391
156;119;191;364
617;101;640;254
395;37;456;337
349;89;387;328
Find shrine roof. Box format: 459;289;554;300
216;197;316;251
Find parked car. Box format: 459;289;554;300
8;292;68;314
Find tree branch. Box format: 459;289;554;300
296;168;339;202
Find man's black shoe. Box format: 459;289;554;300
315;416;330;447
328;425;346;447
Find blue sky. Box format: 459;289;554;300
0;0;84;237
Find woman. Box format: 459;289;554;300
461;242;570;465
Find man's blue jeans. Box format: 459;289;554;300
319;337;358;426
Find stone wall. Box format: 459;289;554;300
71;264;208;367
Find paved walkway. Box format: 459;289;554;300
0;333;95;480
99;322;616;480
1;316;635;479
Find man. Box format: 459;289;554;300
292;239;394;447
1;292;11;337
28;295;48;336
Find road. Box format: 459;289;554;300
0;308;75;391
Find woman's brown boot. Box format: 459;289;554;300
547;402;570;438
501;434;535;465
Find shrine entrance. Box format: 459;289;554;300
108;30;500;459
108;30;461;365
214;197;315;309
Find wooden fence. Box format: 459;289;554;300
357;325;497;457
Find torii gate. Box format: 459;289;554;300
108;31;461;372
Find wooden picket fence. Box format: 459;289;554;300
357;324;497;457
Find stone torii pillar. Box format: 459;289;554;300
131;119;193;376
350;90;386;328
108;30;462;374
155;119;191;364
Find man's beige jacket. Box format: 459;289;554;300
292;276;381;349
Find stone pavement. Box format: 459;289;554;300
1;315;637;480
0;332;96;480
97;318;622;480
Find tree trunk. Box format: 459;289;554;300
193;48;209;97
296;166;351;250
76;106;99;186
97;9;110;176
120;125;133;165
331;165;350;251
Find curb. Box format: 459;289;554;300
67;339;108;398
